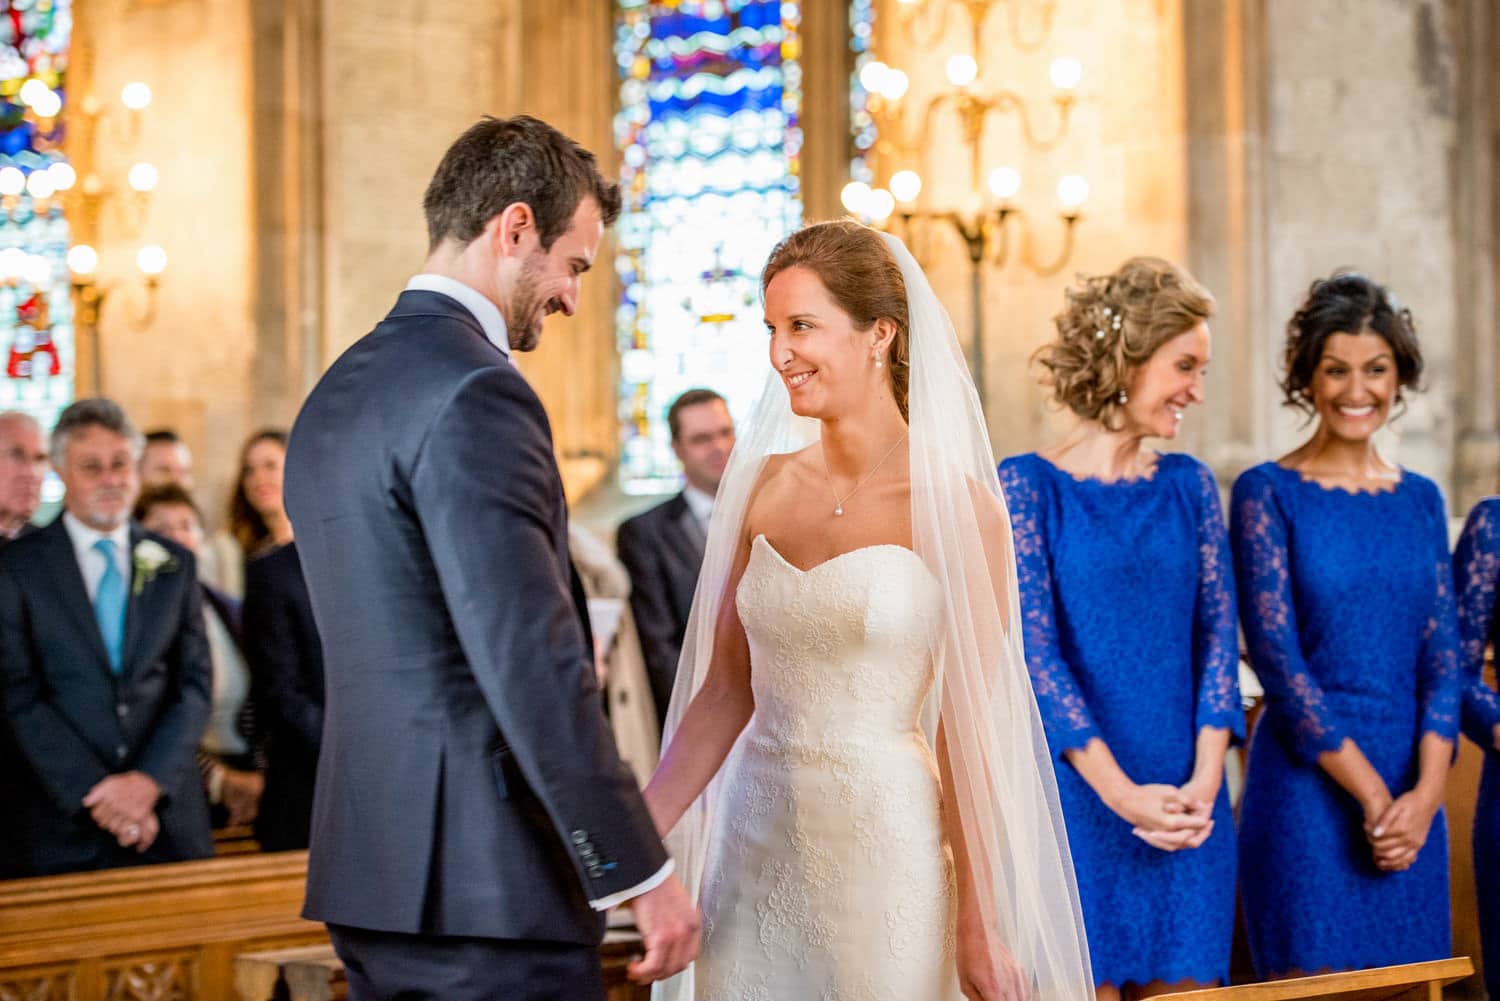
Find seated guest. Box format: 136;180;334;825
135;483;263;830
139;429;194;489
243;538;324;851
1230;272;1458;976
0;398;213;876
617;388;734;728
0;410;47;545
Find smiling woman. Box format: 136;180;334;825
1230;271;1459;979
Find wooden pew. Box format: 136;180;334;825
0;852;649;1000
0;852;324;1001
1154;958;1475;1001
236;929;649;1001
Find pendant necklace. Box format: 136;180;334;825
821;433;907;516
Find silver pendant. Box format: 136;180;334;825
834;506;844;516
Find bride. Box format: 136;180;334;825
642;221;1092;1001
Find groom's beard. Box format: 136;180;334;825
507;255;548;353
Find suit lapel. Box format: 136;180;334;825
663;493;706;568
38;519;113;672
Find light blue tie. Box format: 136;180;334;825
92;538;126;675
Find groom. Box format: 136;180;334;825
284;116;698;1000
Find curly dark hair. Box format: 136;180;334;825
1280;271;1422;417
1033;257;1214;427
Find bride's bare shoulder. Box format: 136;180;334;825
743;445;819;534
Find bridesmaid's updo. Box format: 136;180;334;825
1035;257;1214;428
1281;271;1422;416
762;220;911;421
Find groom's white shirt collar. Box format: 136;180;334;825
405;274;510;360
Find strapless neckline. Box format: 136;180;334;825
752;532;925;578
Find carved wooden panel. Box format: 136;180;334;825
0;964;74;1001
102;952;194;1001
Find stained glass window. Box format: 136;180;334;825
0;0;73;432
614;0;803;493
848;0;876;185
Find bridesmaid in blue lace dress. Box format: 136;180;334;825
1000;258;1242;1000
1230;272;1459;977
1454;498;1500;1000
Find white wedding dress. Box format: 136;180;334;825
693;533;961;1001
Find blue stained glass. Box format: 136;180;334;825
0;0;75;434
614;0;804;492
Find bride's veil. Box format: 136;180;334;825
652;227;1091;1000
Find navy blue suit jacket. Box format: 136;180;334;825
284;290;667;943
0;518;214;876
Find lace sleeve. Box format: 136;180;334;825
1414;484;1460;743
1189;461;1244;742
999;460;1101;759
1456;501;1500;748
1229;469;1348;765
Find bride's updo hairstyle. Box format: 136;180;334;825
1035;256;1214;429
761;220;912;421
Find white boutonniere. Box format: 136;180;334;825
132;539;178;596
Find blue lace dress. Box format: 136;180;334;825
1229;463;1459;977
999;452;1242;988
1454;498;1500;1001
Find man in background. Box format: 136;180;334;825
617;388;734;730
0;411;46;545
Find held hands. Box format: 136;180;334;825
82;771;162;852
957;911;1031;1001
1366;787;1440;873
1110;783;1212;853
626;874;701;985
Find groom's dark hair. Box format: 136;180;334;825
423;115;622;252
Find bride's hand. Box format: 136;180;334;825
957;915;1031;1001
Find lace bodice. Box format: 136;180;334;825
736;534;943;744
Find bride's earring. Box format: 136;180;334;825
1117;388;1128;405
873;352;883;369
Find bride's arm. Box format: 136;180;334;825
641;531;756;837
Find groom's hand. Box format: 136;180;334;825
626;874;700;984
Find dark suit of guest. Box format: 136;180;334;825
0;521;38;874
617;492;707;727
242;541;324;852
0;518;213;876
283;287;666;998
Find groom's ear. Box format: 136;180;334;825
492;202;537;259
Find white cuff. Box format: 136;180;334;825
589;858;675;911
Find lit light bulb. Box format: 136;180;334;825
47;162;76;190
988;166;1022;201
136;243;168;276
67;243;99;276
840;180;872;216
1057;174;1089;211
121;82;152;110
1049;57;1083;92
867;188;896;223
858;60;890;94
879;68;910;101
889;169;922;204
25;170;54;199
128;162;159;193
31;89;61;119
945;54;978;88
0;166;25;196
18;79;49;108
